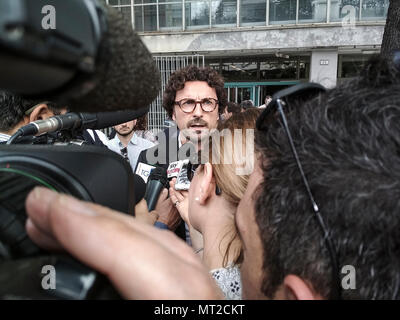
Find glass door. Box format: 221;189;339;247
225;81;299;106
226;85;255;104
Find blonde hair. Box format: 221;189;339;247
200;108;262;266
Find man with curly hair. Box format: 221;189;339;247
137;65;227;170
136;65;227;233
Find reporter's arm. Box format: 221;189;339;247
25;187;223;300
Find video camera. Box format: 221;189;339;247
0;0;160;299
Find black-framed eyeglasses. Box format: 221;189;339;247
256;82;341;300
175;98;219;113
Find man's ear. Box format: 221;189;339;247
199;162;214;205
281;275;321;300
29;104;54;122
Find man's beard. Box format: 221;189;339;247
183;118;210;142
117;128;134;137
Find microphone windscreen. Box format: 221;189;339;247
148;166;168;188
133;174;146;205
66;3;160;113
93;107;149;129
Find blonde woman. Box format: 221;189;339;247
170;109;261;299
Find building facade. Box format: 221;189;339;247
107;0;388;129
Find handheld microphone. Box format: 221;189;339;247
135;162;156;183
8;107;149;143
144;167;168;212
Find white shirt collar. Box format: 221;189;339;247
0;132;10;142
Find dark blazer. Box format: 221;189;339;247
136;125;183;170
136;125;188;240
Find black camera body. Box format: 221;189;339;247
0;144;134;299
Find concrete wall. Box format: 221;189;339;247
141;24;384;55
310;50;339;88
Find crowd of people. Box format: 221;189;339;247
1;54;400;300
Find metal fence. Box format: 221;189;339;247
148;55;205;133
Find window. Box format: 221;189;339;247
338;54;371;81
211;0;237;27
185;0;210;29
361;0;389;21
207;56;310;81
159;3;183;30
134;0;157;3
109;0;132;5
298;0;327;23
269;0;297;25
240;0;266;26
134;5;157;31
221;61;259;81
330;0;360;22
113;0;388;33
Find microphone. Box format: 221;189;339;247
135;162;156;183
144;167;168;212
0;0;160;113
10;107;149;140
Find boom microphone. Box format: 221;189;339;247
10;107;149;140
0;0;160;113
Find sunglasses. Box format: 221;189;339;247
256;82;341;300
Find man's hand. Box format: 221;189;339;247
155;188;182;231
25;187;223;300
169;178;189;224
169;178;203;255
134;198;159;225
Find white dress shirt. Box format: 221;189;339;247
106;133;155;172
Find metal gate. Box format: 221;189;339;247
148;55;205;133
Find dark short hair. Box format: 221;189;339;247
163;65;227;118
0;91;62;132
254;56;400;299
0;91;32;132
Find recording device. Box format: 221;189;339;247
8;107;149;144
167;143;198;191
0;0;160;112
144;167;169;212
135;162;156;183
168;159;191;191
0;0;159;299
